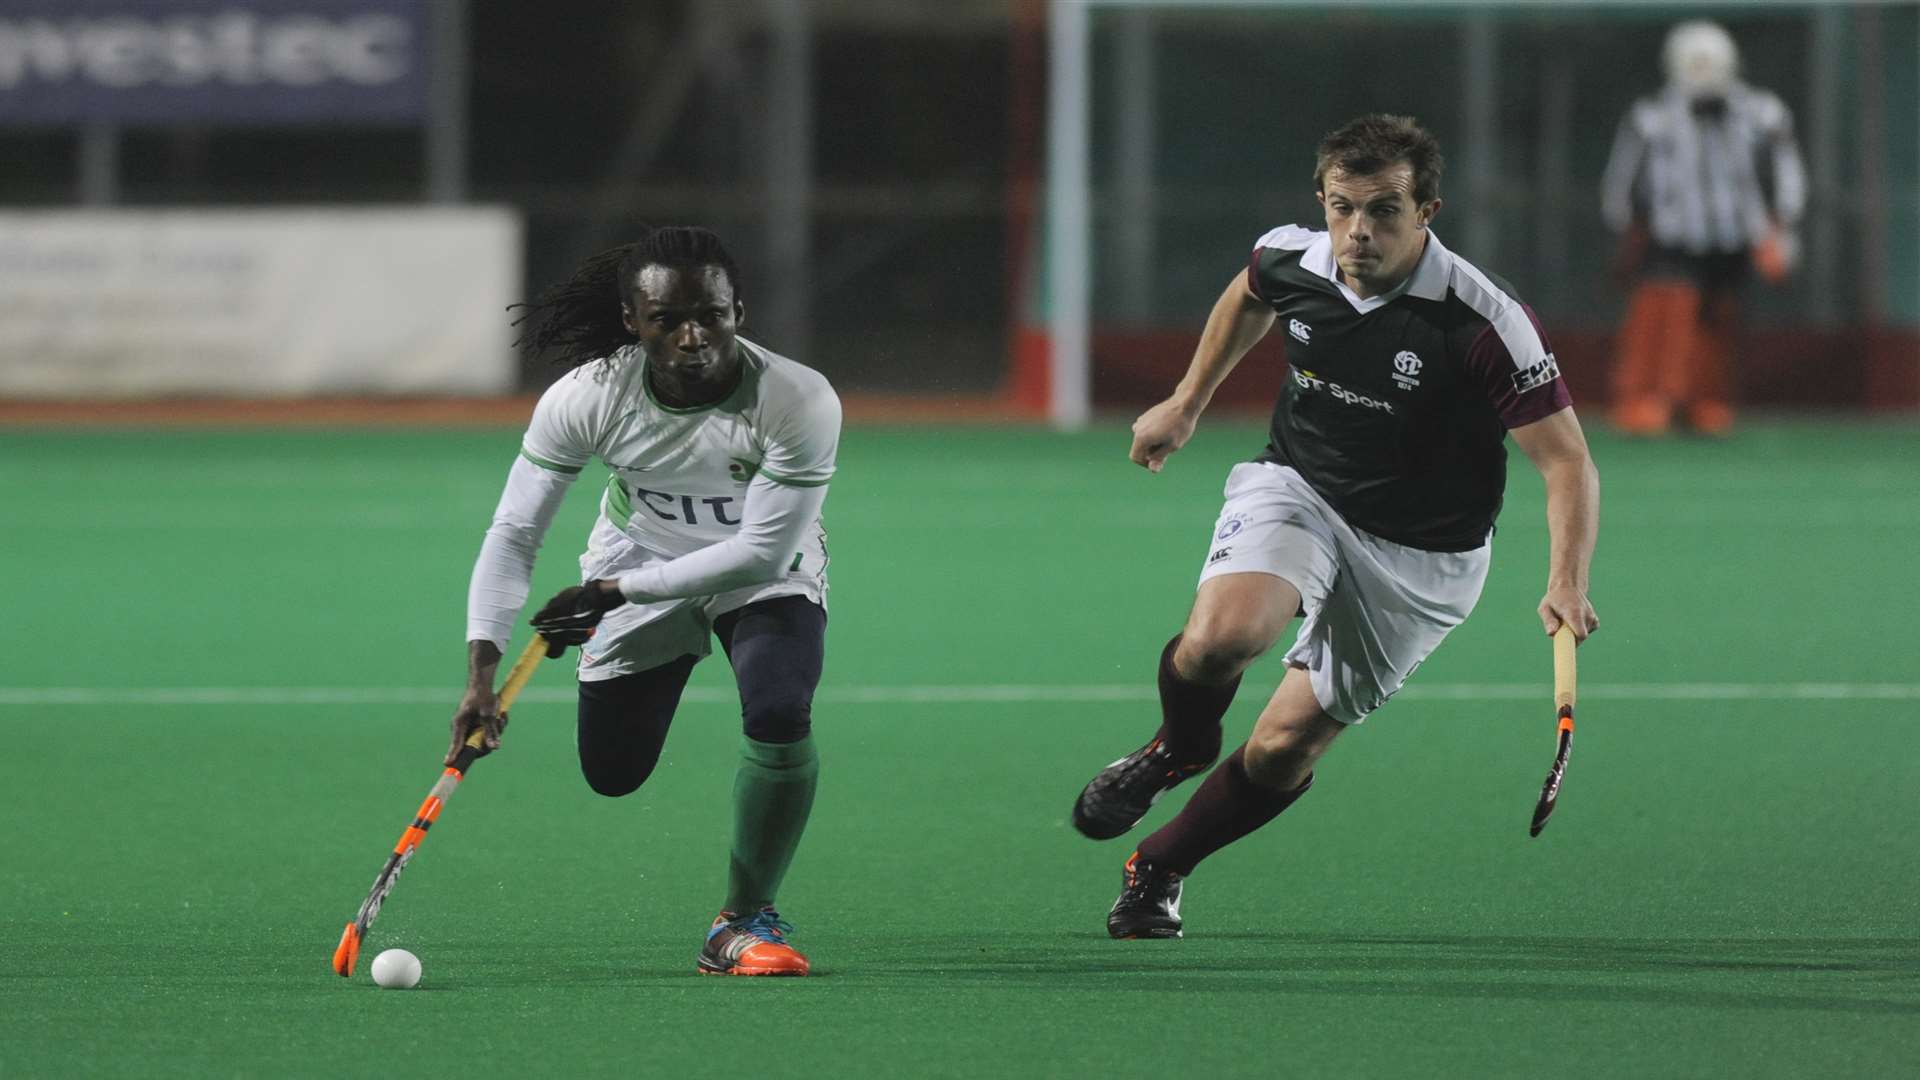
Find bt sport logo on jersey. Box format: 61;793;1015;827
1292;368;1395;414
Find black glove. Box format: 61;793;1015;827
530;582;625;657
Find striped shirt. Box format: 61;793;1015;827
1600;82;1806;254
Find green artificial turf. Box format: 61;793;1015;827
2;420;1916;1078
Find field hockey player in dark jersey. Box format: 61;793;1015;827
1071;114;1601;939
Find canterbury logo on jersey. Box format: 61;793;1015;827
1512;354;1562;394
1288;319;1312;343
629;486;741;526
1293;368;1395;414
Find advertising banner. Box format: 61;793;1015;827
0;208;521;397
0;0;427;125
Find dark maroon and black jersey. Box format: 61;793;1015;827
1245;225;1572;552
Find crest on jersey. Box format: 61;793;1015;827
1391;350;1423;391
1288;319;1312;344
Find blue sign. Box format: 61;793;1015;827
0;0;428;126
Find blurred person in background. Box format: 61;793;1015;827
1601;19;1807;436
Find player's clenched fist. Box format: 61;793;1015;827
1130;397;1201;473
530;581;626;656
446;684;506;764
1537;586;1599;642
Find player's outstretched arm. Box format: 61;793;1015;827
1131;273;1275;472
451;452;578;765
1512;408;1600;641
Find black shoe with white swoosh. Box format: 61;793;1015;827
1107;852;1185;939
1071;737;1212;841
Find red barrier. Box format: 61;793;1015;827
1089;326;1920;413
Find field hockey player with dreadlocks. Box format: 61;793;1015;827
451;225;841;976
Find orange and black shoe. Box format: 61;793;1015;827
1107;852;1184;940
1072;737;1212;840
697;908;810;976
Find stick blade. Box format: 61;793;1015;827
1527;727;1573;838
1528;791;1558;837
332;922;362;977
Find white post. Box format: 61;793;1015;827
1047;0;1092;429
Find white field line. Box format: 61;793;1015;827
0;683;1916;706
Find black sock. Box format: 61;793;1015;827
1136;743;1312;875
1154;634;1235;765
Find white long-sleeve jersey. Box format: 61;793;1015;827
465;338;840;650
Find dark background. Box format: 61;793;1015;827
1;1;1912;404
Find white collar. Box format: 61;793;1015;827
1304;228;1452;313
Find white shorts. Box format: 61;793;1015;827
572;517;829;681
1197;462;1489;724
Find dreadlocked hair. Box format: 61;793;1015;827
510;225;745;368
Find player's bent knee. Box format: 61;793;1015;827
741;695;813;744
1175;627;1270;682
1243;717;1335;791
1242;736;1312;791
579;756;660;797
581;774;646;798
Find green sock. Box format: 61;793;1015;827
724;734;819;915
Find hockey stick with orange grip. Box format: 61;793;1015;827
1528;624;1578;837
331;634;549;976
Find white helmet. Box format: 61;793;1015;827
1664;20;1739;94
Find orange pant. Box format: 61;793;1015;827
1611;279;1738;434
